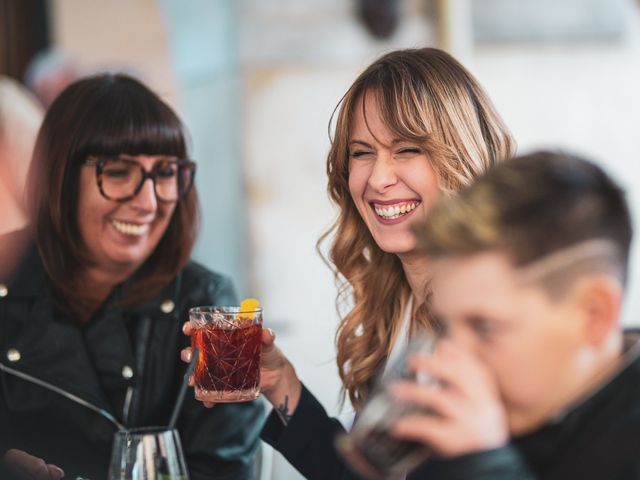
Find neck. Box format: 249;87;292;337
79;265;131;307
398;251;431;307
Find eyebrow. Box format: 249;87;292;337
348;138;412;149
119;154;178;161
348;140;373;149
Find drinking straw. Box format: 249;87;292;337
169;347;199;429
0;361;125;430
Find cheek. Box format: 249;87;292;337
415;165;440;203
489;326;571;404
347;167;368;210
155;203;177;231
76;179;103;239
347;166;362;196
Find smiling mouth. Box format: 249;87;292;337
111;219;150;236
371;201;421;220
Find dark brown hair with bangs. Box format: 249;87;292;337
27;73;198;320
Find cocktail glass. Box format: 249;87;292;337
189;306;262;403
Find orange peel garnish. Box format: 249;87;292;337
239;298;260;320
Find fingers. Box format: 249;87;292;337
262;327;276;347
390;381;458;420
390;341;508;457
407;341;461;384
407;341;492;400
392;413;450;452
179;348;195;386
182;321;194;336
46;464;65;480
2;449;63;480
180;347;192;363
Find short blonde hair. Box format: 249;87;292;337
417;151;632;295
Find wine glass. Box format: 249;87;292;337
108;427;189;480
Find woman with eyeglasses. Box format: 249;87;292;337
0;73;263;480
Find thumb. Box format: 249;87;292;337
262;328;276;348
46;464;65;480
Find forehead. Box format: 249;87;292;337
431;252;522;316
350;93;393;142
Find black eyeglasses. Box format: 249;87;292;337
84;156;196;202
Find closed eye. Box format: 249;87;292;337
350;150;374;158
396;147;422;156
103;168;131;178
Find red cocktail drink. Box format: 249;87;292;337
189;306;262;402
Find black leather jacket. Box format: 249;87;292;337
0;248;264;480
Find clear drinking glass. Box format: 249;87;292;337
189;306;263;402
108;427;189;480
336;334;438;480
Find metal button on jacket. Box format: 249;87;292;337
160;299;175;314
6;348;21;362
121;365;134;379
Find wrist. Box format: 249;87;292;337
264;362;302;424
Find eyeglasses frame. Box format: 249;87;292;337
84;155;196;203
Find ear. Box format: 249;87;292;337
572;275;623;347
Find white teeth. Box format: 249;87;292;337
373;201;420;219
111;220;149;236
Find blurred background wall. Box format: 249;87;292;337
3;0;640;478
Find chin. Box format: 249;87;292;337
109;250;152;268
376;240;418;255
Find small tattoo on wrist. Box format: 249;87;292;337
276;395;292;425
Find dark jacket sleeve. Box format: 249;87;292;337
261;383;365;480
177;267;265;480
260;382;536;480
420;445;537;480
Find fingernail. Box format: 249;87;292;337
182;323;189;334
185;350;192;362
53;466;65;479
266;328;275;339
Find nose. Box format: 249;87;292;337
129;177;157;212
367;154;397;193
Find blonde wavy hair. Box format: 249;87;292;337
319;48;515;409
